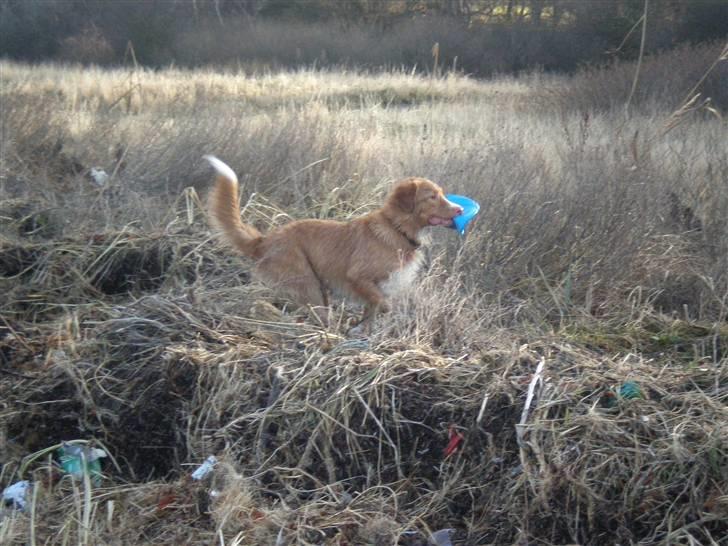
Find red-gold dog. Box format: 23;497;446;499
206;156;462;322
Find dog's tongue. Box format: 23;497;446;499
429;216;453;226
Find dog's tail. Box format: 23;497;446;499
205;155;264;259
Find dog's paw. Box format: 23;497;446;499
250;300;283;322
347;323;370;338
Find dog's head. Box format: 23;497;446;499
387;178;463;228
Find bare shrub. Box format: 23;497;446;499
57;25;115;66
549;41;728;112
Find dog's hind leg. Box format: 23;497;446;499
285;274;331;326
258;248;328;310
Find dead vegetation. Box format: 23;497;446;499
1;214;726;544
2;47;727;544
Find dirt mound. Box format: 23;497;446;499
1;231;726;544
0;230;247;322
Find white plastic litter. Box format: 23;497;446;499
90;447;108;460
90;168;110;186
2;480;31;511
191;455;217;480
430;528;455;546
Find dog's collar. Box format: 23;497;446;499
380;211;421;249
397;229;420;249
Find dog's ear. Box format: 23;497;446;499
391;179;418;213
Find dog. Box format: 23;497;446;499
206;156;463;323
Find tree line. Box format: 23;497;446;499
1;0;725;74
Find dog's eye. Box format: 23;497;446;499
429;195;437;200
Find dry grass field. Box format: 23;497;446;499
1;43;727;545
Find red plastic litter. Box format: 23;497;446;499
443;425;464;458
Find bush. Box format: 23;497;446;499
57;25;115;65
551;41;728;111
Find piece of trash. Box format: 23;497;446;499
89;168;109;186
443;425;464;459
157;493;177;511
604;381;644;407
191;455;217;480
602;390;618;407
57;443;106;485
619;381;643;400
430;528;455;546
445;194;480;235
2;480;31;511
251;508;266;521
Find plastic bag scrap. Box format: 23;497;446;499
430;529;454;546
2;480;31;512
443;425;464;459
401;528;454;546
603;380;645;407
191;455;217;481
57;443;107;486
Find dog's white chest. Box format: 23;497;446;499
381;252;423;296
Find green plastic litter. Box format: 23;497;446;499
618;381;643;400
57;443;106;486
603;381;644;407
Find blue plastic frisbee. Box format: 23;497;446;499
446;194;480;235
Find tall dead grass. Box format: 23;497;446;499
2;50;726;320
1;47;727;544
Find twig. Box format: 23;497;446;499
625;0;649;112
609;14;645;56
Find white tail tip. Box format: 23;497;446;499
204;155;238;184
